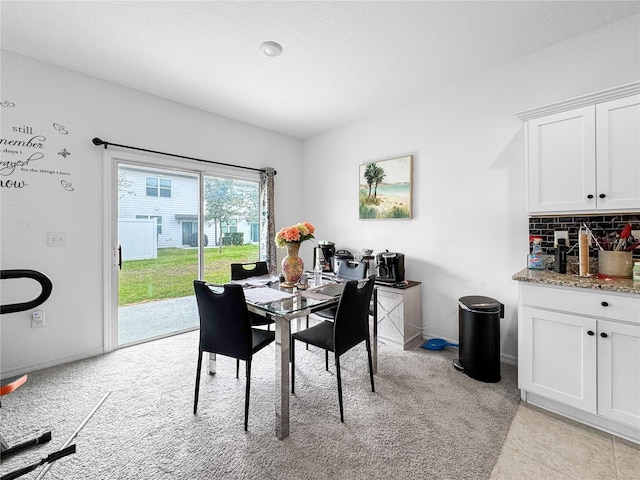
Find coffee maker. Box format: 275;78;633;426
315;240;336;272
375;251;405;283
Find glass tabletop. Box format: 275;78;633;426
246;281;344;317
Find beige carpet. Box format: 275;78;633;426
0;331;519;479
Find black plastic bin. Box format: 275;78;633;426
453;295;504;383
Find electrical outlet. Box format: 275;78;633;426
47;232;67;247
32;309;45;328
554;230;569;247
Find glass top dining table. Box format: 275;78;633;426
208;276;377;439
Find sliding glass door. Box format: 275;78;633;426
106;153;261;349
117;163;201;346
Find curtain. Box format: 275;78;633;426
259;168;277;274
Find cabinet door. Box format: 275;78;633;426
596;95;640;211
528;106;596;213
376;288;404;347
597;320;640;428
520;306;597;412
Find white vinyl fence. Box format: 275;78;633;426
119;218;157;260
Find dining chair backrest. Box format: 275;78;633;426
230;261;269;280
193;280;253;361
335;260;368;281
333;275;375;356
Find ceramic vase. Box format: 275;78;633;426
282;242;304;286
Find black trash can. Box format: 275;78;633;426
453;296;503;383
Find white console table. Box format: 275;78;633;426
376;281;422;349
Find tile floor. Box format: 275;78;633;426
490;403;640;480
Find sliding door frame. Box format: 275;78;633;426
102;147;259;353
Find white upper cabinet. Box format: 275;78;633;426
595;96;640;211
518;83;640;214
528;106;596;213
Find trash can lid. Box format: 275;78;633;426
458;296;501;313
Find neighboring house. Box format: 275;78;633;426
118;165;258;253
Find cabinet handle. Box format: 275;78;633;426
599;193;606;199
601;301;609;307
600;332;609;339
587;194;594;199
587;330;595;336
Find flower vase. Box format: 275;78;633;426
281;243;304;286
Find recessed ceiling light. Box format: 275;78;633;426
260;41;283;57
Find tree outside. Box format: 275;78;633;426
204;177;259;251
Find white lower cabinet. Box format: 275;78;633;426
597;319;640;427
376;282;422;349
518;283;640;443
520;307;597;413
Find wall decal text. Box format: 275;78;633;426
0;106;76;192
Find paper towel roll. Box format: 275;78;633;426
579;233;589;276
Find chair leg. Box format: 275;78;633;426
194;351;203;414
291;337;296;394
325;350;329;371
335;354;344;423
244;359;252;431
236;359;240;379
305;315;309;350
366;338;375;393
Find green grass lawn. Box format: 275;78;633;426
118;245;259;306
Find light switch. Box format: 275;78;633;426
47;232;67;247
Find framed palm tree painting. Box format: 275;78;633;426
359;155;412;219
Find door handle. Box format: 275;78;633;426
600;332;609;339
587;330;595;336
118;245;122;270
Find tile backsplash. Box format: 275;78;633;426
528;213;640;261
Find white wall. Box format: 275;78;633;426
301;15;640;362
2;15;638;374
0;51;302;374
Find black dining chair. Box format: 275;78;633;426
291;275;376;423
314;260;368;321
230;261;268;280
193;280;275;430
230;261;275;330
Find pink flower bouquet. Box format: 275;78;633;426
274;222;315;248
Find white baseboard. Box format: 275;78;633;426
420;334;518;366
1;346;104;378
522;390;640;445
500;352;518;366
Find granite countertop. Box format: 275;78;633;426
512;268;640;295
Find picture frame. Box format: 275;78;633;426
359;155;412;219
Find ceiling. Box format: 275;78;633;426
2;1;639;139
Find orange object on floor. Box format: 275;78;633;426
0;374;27;397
